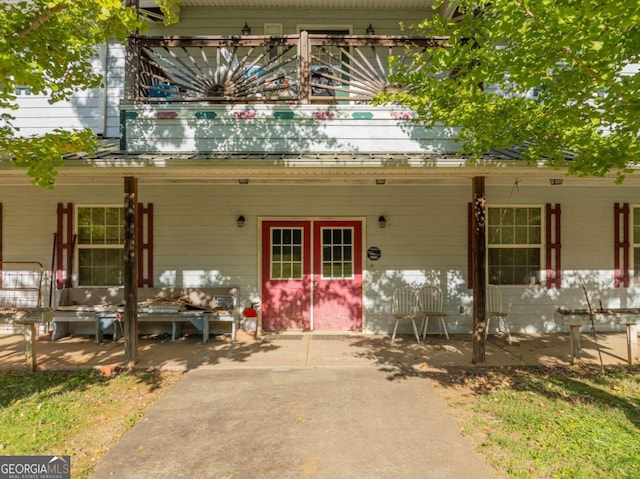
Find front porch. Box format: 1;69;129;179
0;331;633;372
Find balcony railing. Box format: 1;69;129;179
125;33;446;105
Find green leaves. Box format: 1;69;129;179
3;128;97;188
386;0;640;178
0;0;180;188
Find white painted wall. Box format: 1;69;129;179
3;180;640;336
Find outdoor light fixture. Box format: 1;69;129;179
378;215;387;228
366;23;375;35
549;178;563;186
376;179;386;185
241;22;251;35
236;215;245;228
238;179;249;184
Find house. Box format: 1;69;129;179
1;0;639;341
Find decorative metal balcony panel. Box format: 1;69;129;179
130;34;445;105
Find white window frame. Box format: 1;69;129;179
75;204;125;287
486;204;545;286
269;226;305;280
320;226;355;280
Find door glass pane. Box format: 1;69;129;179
321;227;354;279
271;227;304;280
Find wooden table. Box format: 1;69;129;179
555;308;640;365
0;308;53;371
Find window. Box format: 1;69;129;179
487;207;542;285
77;206;125;286
632;207;640;280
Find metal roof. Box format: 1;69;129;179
140;0;437;9
61;139;503;165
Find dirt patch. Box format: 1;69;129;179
70;369;184;478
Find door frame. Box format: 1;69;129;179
258;217;366;334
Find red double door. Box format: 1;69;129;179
261;220;362;331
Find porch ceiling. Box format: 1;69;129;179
140;0;437;8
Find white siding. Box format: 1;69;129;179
105;43;127;138
148;7;434;36
7;43;123;139
3;181;640;335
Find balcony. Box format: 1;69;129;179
125;33;445;105
120;33;457;154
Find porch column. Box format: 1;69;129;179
124;177;139;367
472;176;487;364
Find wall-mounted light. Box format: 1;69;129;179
366;23;375;35
241;22;251;35
375;179;386;185
378;215;387;228
236;215;245;228
549;178;563;186
238;179;249;184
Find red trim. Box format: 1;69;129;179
467;202;473;289
137;203;154;287
545;203;562;289
56;203;73;289
614;202;630;288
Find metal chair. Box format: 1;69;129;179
486;285;512;343
418;284;449;340
391;287;421;343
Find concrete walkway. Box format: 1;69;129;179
91;367;495;479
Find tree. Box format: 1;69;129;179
384;0;640;181
0;0;179;188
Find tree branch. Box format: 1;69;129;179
15;3;69;39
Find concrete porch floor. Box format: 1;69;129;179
0;330;636;372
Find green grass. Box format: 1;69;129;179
0;369;181;478
442;365;640;479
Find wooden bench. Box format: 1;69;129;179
53;286;239;344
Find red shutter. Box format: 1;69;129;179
137;203;154;287
614;202;630;288
467;202;474;289
56;203;74;289
0;203;3;288
545;203;561;289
